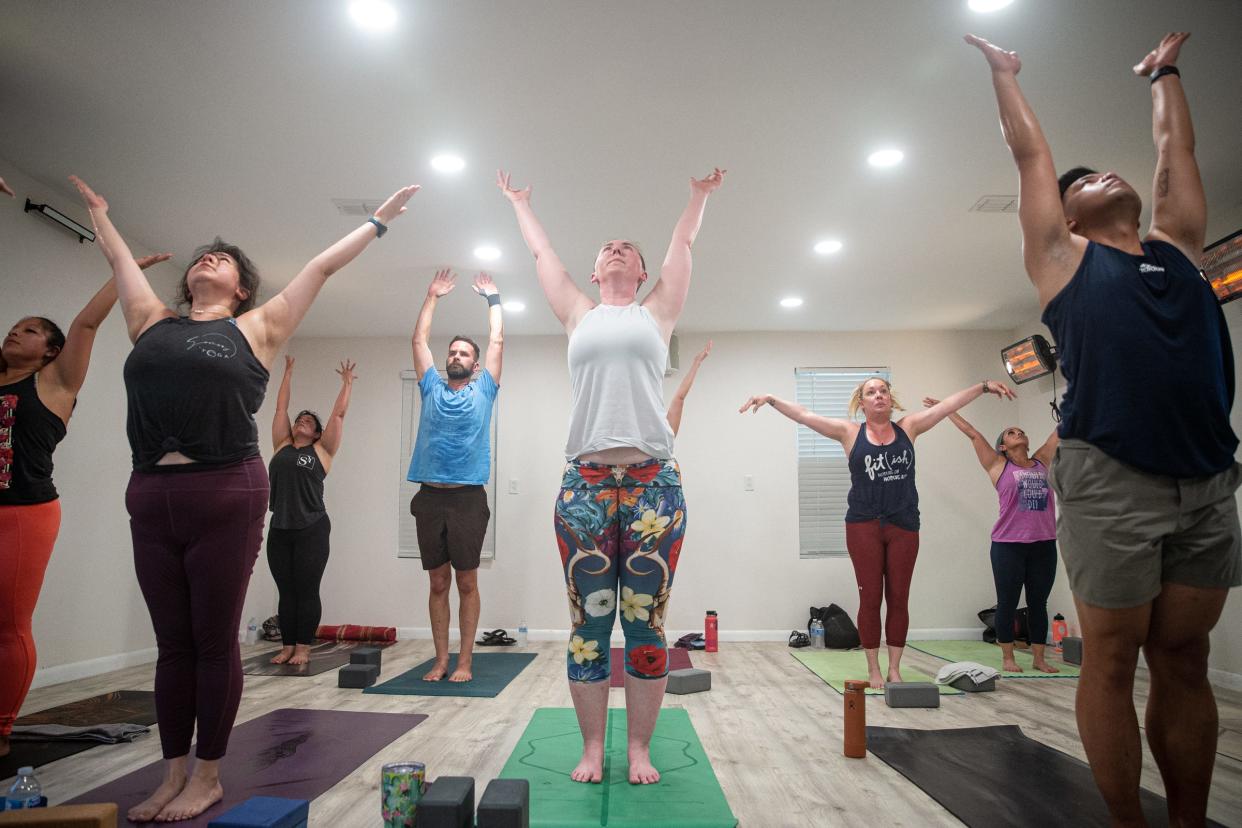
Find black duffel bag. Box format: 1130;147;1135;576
809;604;860;649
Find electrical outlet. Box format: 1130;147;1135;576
508;478;519;494
744;474;754;491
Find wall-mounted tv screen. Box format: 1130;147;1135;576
1203;230;1242;305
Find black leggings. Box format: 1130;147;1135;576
990;539;1057;645
266;514;331;645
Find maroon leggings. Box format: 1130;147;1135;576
845;520;920;649
127;457;267;760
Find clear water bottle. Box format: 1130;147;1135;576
517;620;528;648
245;617;259;645
6;767;46;809
809;618;826;649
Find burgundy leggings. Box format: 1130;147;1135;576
127;457;267;760
845;520;920;649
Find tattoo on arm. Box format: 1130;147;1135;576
1157;168;1170;198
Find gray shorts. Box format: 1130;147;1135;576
1049;439;1242;608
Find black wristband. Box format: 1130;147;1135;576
368;216;388;237
486;293;502;307
1150;65;1180;85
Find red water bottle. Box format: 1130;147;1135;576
1051;613;1068;652
704;610;718;652
843;679;867;758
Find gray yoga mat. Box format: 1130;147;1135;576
241;639;392;677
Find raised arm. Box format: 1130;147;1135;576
0;176;14;198
413;269;454;380
923;396;1006;477
318;360;355;458
900;380;1014;439
667;339;712;436
738;393;855;444
243;184;419;365
472;272;504;384
70;176;175;341
964;36;1085;307
643;169;726;340
1032;426;1060;468
272;355;295;451
497;170;592;334
1133;33;1205;261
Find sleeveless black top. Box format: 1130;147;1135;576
123;317;269;471
845;422;919;531
268;443;327;530
0;373;67;505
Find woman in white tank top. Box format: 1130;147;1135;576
498;167;725;786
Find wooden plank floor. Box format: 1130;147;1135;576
14;641;1242;826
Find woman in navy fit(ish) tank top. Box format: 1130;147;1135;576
71;174;418;823
742;375;1015;689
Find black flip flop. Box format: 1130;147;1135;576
788;630;811;648
476;629;516;646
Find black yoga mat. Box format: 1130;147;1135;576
240;639;392;677
866;725;1226;828
1;690;158;780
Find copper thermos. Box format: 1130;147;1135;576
843;679;867;758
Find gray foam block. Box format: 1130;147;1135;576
349;646;382;667
884;681;941;708
477;778;530;828
1062;636;1083;665
420;776;475;828
949;674;996;693
666;668;711;695
337;663;379;689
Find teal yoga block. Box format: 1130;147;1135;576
207;796;309;827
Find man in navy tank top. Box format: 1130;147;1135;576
968;31;1239;825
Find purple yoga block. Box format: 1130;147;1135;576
207;796;309;828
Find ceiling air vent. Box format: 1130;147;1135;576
331;198;385;217
970;195;1019;213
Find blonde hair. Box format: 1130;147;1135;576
847;376;904;420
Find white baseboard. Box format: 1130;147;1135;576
30;647;158;691
394;626;984;644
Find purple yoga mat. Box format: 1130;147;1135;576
66;708;426;825
608;647;692;687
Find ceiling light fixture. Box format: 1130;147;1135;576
868;148;904;168
813;240;843;255
430;154;465;173
348;0;397;32
474;245;501;261
780;297;804;309
968;0;1015;12
502;301;526;312
24;199;94;243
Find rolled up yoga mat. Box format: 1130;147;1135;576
315;623;397;642
1;690;158;780
906;640;1080;678
364;652;537;698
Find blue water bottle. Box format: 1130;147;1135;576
6;767;47;809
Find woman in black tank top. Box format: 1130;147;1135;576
741;375;1014;689
72;175;417;823
265;356;355;667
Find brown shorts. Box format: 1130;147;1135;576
410;485;490;571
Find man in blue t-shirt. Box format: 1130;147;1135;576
969;31;1239;826
408;269;503;683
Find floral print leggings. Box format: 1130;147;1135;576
555;458;686;682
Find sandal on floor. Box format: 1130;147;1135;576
476;629;516;646
788;630;811;648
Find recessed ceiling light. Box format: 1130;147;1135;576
431;154;465;173
349;0;397;32
474;245;501;261
814;240;843;255
502;301;526;312
968;0;1014;11
867;148;904;168
780;297;804;308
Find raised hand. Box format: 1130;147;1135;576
428;268;457;298
336;359;357;383
964;34;1021;75
984;380;1016;400
496;170;531;204
69;175;109;213
923;397;940;408
694;339;713;363
472;272;498;296
691;168;727;196
739;394;773;414
0;177;14;198
1134;31;1189;76
136;253;172;271
374;184;421;225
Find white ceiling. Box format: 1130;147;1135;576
2;0;1239;337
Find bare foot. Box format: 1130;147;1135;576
1002;659;1023;673
571;745;604;783
628;746;661;784
887;669;904;684
154;773;222;822
127;774;186;822
422;660;449;681
1032;660;1059;674
867;669;885;690
269;646;294;664
448;662;473;682
288;644;311;666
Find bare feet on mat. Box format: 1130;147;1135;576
885;668;904;685
127;774;186;822
628;746;661;785
288;644;311;666
571;746;604;783
423;659;449;681
449;659;472;682
1032;659;1059;673
1002;658;1022;673
154;773;222;822
270;646;294;664
867;669;885;690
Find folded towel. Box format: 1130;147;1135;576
10;723;150;743
936;661;1000;686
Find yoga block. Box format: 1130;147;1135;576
1062;636;1083;665
884;682;941;708
419;777;475;828
350;646;382;667
477;778;530;828
949;674;996;693
0;804;117;827
666;667;711;694
337;662;379;688
207;797;309;828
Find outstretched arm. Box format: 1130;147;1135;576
272;355;295;451
1032;427;1060;467
245;184;420;364
497;170;592;333
738;393;855;443
964;36;1085;307
318;360;355;458
667;339;712;436
413;269;455;380
70;176;175;341
1134;32;1205;261
643;168;726;340
901;380;1014;438
923;396;1006;476
473;272;504;384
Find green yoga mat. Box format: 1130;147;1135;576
499;707;737;828
906;640;1080;678
363;652;536;697
791;650;963;695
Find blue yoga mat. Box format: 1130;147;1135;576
363;652;537;697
